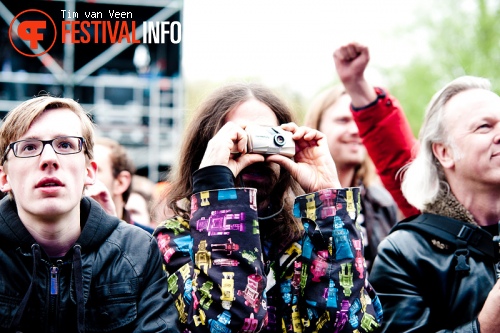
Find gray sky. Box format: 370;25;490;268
181;0;429;100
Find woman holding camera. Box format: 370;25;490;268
154;83;382;333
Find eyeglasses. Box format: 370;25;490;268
2;136;85;162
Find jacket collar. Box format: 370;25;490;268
0;196;120;252
0;197;37;248
423;190;476;225
77;197;120;251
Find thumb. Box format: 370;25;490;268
265;154;296;174
233;154;265;176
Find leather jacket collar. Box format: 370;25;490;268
423;189;476;225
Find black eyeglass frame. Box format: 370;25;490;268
2;136;86;164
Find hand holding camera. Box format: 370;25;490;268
199;122;341;192
265;122;341;193
245;124;295;157
199;122;266;176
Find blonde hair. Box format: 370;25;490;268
0;95;95;166
305;86;345;130
305;85;377;187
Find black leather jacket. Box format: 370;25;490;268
361;184;398;272
0;196;179;333
370;213;496;332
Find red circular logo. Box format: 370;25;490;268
9;9;57;57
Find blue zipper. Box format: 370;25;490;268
50;265;59;295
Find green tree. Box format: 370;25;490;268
385;0;500;135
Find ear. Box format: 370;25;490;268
0;166;11;192
112;170;132;196
432;142;455;170
85;161;98;186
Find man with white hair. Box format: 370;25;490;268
368;76;500;332
334;41;500;332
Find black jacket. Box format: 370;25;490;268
361;184;398;272
370;213;496;332
0;196;179;333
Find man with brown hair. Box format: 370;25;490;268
0;96;178;332
91;136;154;233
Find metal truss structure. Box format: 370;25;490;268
0;0;184;181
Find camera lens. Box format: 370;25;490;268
274;135;286;147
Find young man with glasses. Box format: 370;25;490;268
0;96;179;332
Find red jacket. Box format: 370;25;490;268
351;87;420;218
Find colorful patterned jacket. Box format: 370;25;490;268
154;166;382;332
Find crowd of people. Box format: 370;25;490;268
0;40;498;333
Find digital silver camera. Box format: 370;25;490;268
246;124;295;157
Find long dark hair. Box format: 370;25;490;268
163;83;303;243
